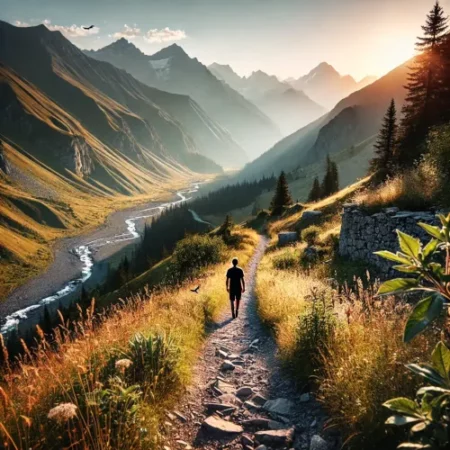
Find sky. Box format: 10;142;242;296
1;0;444;81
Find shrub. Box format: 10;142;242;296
169;234;225;282
272;249;299;270
294;287;335;384
126;333;180;399
301;225;321;246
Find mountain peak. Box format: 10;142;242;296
151;43;189;59
101;38;143;55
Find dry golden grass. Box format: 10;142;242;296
354;163;438;211
0;228;259;449
320;292;435;448
256;246;326;359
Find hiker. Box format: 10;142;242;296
226;258;245;319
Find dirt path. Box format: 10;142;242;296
162;236;338;450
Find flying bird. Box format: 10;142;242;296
83;25;95;30
190;286;200;294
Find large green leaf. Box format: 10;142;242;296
407;364;447;387
398;444;432;449
374;251;412;264
419;222;443;241
422;239;439;262
385;415;422;426
392;265;420;274
431;341;450;382
378;278;419;296
383;398;420;416
404;295;444;342
397;230;421;259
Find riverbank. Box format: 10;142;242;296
0;183;205;322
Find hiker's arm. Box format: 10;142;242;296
241;276;245;293
226;276;230;292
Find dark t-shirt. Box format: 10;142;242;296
227;266;244;292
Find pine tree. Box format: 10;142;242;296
370;99;398;178
320;156;340;198
398;1;448;165
270;171;293;216
308;177;322;202
219;214;233;236
330;161;339;194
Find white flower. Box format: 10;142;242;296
115;359;133;370
48;403;77;423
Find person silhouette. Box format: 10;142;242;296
226;258;245;319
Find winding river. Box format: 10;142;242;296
1;183;203;335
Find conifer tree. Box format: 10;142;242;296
321;156;339;197
370;99;398;178
270;171;293;215
398;1;448;165
308;177;322;202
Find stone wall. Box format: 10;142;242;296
339;204;439;277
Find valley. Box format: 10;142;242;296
0;181;204;335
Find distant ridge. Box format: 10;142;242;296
209;63;326;135
87;40;281;161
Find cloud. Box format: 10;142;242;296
14;20;30;27
111;24;141;40
42;20;100;38
144;27;187;43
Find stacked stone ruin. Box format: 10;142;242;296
339;204;439;278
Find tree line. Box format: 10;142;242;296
371;1;450;179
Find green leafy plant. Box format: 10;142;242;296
375;214;450;343
384;342;450;449
375;213;450;448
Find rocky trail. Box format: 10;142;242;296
162;236;339;450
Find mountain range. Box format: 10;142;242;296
209;64;326;135
287;62;377;110
85;40;281;160
239;59;410;194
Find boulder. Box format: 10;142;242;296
263;398;293;417
205;402;236;412
310;435;329;450
215;380;235;394
278;232;298;246
202;416;243;437
236;386;254;398
254;428;295;447
242;418;271;429
221;360;236;371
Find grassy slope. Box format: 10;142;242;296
0;228;259;449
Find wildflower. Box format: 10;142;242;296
47;403;77;423
115;359;133;371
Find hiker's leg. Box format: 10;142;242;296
230;293;236;318
235;292;242;317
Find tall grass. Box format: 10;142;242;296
256;246;436;449
354;161;438;211
0;228;259;449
